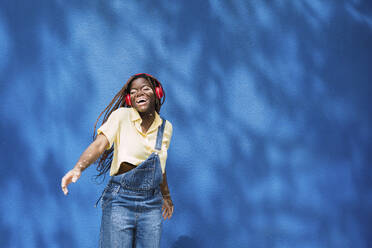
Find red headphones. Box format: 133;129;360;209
125;73;164;106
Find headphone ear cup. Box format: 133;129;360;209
125;94;132;106
155;85;163;99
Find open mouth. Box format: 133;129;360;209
136;98;148;105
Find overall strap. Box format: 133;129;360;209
154;118;166;151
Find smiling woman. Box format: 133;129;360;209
60;73;174;248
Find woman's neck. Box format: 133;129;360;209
139;111;156;133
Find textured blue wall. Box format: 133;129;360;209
0;1;371;247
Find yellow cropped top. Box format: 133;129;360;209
97;107;173;176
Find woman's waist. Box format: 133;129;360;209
110;152;165;173
114;162;136;175
112;153;160;175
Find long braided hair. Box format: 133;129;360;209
92;73;166;181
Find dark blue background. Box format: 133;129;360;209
0;1;371;247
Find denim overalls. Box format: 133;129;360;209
96;119;166;248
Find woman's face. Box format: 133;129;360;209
129;77;156;114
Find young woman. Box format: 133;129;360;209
61;73;174;247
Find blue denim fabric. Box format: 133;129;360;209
98;119;167;248
99;153;164;248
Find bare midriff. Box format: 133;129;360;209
114;161;137;175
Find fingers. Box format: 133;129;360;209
62;186;68;195
61;176;69;195
163;207;173;220
61;170;80;195
162;207;166;219
168;206;174;219
162;203;174;220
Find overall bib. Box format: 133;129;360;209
97;119;166;248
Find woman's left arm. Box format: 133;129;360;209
160;171;174;220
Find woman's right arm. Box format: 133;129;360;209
61;133;109;195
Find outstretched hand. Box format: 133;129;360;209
61;168;82;195
162;197;174;220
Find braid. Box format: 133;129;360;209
93;74;165;181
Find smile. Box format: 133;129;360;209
136;98;148;105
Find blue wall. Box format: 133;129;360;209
1;1;371;247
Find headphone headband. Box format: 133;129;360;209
134;73;153;78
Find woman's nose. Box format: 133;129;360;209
136;90;145;97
